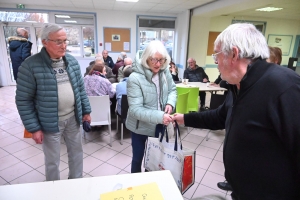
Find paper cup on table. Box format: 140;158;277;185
182;79;189;85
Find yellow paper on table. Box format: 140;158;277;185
100;182;164;200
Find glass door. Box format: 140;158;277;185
293;35;300;74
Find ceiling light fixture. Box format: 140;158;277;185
256;7;283;12
55;15;71;18
64;20;77;23
116;0;139;2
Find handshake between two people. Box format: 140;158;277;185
163;104;184;126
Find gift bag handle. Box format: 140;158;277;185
159;125;169;143
174;120;183;151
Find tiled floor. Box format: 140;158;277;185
0;86;231;199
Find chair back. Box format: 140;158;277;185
177;86;199;112
210;94;227;110
121;95;129;122
88;95;111;126
176;91;189;114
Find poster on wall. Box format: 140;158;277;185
112;34;120;41
267;34;293;56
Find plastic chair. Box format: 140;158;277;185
176;91;189;114
85;95;112;146
177;86;199;112
116;95;129;145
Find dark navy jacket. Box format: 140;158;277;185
8;36;32;80
183;65;209;82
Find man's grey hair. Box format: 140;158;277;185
124;57;132;66
141;40;170;70
40;24;64;41
214;23;269;59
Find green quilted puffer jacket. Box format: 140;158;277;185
125;59;177;137
16;47;91;133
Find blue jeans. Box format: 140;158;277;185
131;132;148;173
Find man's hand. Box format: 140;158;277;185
32;130;44;144
163;113;173;126
172;113;185;125
164;104;173;114
82;114;91;123
203;78;208;83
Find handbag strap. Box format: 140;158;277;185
159;125;169;143
174;120;183;151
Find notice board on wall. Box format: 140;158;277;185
103;27;131;53
207;32;221;55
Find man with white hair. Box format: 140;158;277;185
8;28;32;81
102;49;114;69
16;24;91;181
173;23;300;199
117;57;133;82
112;52;127;78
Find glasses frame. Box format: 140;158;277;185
150;58;167;65
212;51;223;63
47;39;69;46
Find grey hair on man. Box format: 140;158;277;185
141;40;170;70
40;24;64;41
214;23;269;59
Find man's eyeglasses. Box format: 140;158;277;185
212;51;223;63
150;58;167;65
47;39;69;46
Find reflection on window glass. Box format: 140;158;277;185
35;27;43;53
83;27;95;57
139;30;174;58
64;27;81;57
0;11;48;23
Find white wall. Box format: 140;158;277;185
188;15;300;82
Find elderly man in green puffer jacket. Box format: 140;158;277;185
16;24;91;181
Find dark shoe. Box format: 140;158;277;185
217;181;233;191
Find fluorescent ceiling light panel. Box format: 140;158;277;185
55;15;70;18
64;20;77;23
255;7;283;12
116;0;139;2
26;21;37;23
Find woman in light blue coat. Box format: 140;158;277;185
126;40;177;173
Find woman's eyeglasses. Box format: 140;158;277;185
150;58;167;65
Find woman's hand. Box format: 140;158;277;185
163;113;173;125
164;104;173;114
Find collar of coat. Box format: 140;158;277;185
8;36;28;42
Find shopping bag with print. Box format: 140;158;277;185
144;121;195;194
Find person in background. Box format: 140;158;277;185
102;49;114;69
169;61;179;81
16;24;91;181
267;46;282;65
84;62;115;98
118;57;133;82
126;40;177;173
8;28;32;81
116;67;132;115
84;53;103;77
173;23;300;199
184;58;209;111
112;52;127;79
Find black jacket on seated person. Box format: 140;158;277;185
183;65;209;82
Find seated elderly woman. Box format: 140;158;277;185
84;62;116;98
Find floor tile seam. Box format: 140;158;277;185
0;151;34;171
8;169;44;184
197;144;222;151
1;142;35;155
199;183;227;195
102;159;130;171
1;162;35;183
0;135;22;148
195;152;217;160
